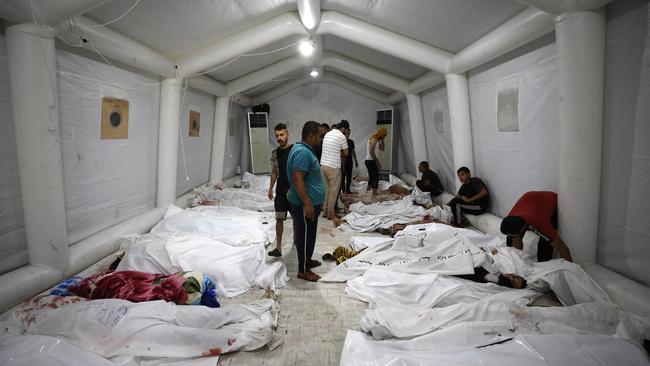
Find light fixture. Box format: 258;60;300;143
299;39;315;57
310;69;319;78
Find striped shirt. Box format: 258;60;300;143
320;129;348;169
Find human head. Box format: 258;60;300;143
343;128;350;138
456;166;471;184
500;216;527;237
418;161;429;173
273;123;289;147
319;123;330;139
338;120;350;130
499;273;527;289
302;121;322;148
372;127;388;140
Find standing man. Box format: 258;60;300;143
267;123;293;258
287;121;325;281
500;191;573;262
341;123;358;194
320;120;349;219
416;161;444;198
447;167;490;227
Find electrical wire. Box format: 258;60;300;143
187;37;306;78
93;0;141;27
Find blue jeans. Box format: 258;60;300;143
289;203;322;273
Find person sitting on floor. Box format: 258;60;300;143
500;191;573;262
416;161;444;198
447;167;490;227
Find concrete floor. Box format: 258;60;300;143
218;216;385;366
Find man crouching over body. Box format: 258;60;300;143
287;121;326;282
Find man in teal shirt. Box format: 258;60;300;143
287;121;325;281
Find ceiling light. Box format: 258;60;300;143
299;39;315;57
310;69;319;78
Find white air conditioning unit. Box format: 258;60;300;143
247;112;270;174
376;108;394;174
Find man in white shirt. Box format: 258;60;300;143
320;120;349;219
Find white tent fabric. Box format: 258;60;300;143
176;88;215;196
421;85;456;193
467;40;559;217
266;82;386;177
598;0;650;286
6;296;280;359
222;102;249;179
57;49;159;244
117;232;288;297
150;205;275;246
396;99;416;175
0;35;27;274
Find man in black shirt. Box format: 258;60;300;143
447;166;489;227
267;123;293;257
416;161;444;198
341;123;358;194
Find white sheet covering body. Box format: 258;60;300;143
191;173;274;211
8;296;280;359
322;223;500;282
339;197;451;232
118;232;288;297
339;328;650;366
151;205;275;246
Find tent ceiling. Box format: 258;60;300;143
322;35;428;80
321;0;527;52
5;0;537;100
84;0;295;58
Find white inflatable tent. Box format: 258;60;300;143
0;0;648;323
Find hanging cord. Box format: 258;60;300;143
177;78;191;181
187;37;305;78
93;0;141;27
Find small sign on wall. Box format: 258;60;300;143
101;97;129;139
189;110;200;137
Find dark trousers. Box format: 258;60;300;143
342;162;353;193
289;203;322;273
448;197;486;225
365;160;379;189
536;210;558;262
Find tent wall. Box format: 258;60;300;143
0;35;28;274
58;50;159;244
598;0;650;286
223;101;249;179
176;88;215;195
467;37;559;217
395;99;415;175
266;82;384;177
421;85;455;194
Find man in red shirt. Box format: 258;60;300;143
500;191;573;262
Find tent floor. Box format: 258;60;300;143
218;216;372;365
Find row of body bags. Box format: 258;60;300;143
322;223;650;366
1;203;290;364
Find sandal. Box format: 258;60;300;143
268;248;282;257
297;271;320;282
309;259;322;268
